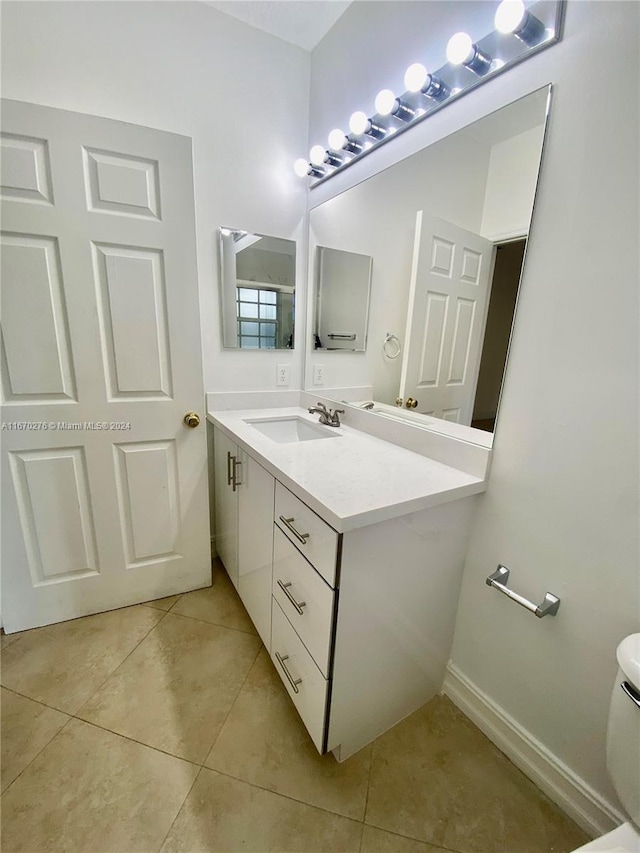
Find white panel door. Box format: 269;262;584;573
1;99;210;632
399;212;495;424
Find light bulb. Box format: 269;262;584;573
495;0;525;33
375;88;415;122
447;31;475;65
293;158;309;178
375;89;397;116
311;144;342;169
447;31;492;75
349;111;369;135
495;0;546;44
310;145;327;166
328;128;347;150
404;63;428;93
220;228;232;236
404;63;449;101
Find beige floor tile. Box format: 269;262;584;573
1;717;198;853
172;561;257;634
143;593;183;611
1;688;69;792
0;631;23;650
78;612;261;763
0;605;163;714
365;695;590;853
160;767;363;853
361;826;449;853
206;649;371;820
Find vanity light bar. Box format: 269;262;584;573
293;0;564;185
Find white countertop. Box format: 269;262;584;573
208;407;486;533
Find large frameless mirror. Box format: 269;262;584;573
306;86;551;442
218;229;296;349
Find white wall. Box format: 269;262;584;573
309;0;639;825
0;1;310;393
480;125;545;240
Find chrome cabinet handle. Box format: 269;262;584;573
277;580;307;615
279;516;310;545
226;451;233;486
486;565;560;618
275;652;302;694
621;680;640;709
232;458;242;491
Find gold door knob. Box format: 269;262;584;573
183;411;201;428
405;397;418;409
395;397;404;407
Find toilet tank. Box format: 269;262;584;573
607;634;640;825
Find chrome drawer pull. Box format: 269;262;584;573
232;458;242;491
279;516;310;545
277;580;307;615
621;681;640;709
226;451;233;486
275;652;302;694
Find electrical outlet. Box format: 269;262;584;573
313;364;324;385
276;364;290;386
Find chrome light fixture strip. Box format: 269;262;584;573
300;0;565;187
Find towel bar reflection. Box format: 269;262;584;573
486;565;560;618
383;332;401;359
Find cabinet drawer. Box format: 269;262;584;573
271;599;328;753
272;527;335;676
274;482;338;587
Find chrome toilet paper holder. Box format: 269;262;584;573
486;565;561;618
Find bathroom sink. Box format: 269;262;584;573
244;416;339;444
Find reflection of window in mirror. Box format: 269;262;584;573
219;229;296;350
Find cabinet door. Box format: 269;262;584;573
213;428;238;588
237;451;275;648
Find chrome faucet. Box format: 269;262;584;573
308;402;344;427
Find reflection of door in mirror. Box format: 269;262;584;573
399;213;495;425
315;247;372;351
399;214;527;431
218;229;296;350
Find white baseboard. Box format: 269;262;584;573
443;664;625;839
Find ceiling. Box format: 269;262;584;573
203;1;352;51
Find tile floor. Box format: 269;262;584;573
0;560;590;853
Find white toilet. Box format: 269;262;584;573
574;633;640;852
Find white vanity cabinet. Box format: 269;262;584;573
210;410;486;762
213;428;239;586
270;492;338;752
213;427;274;647
270;480;478;760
